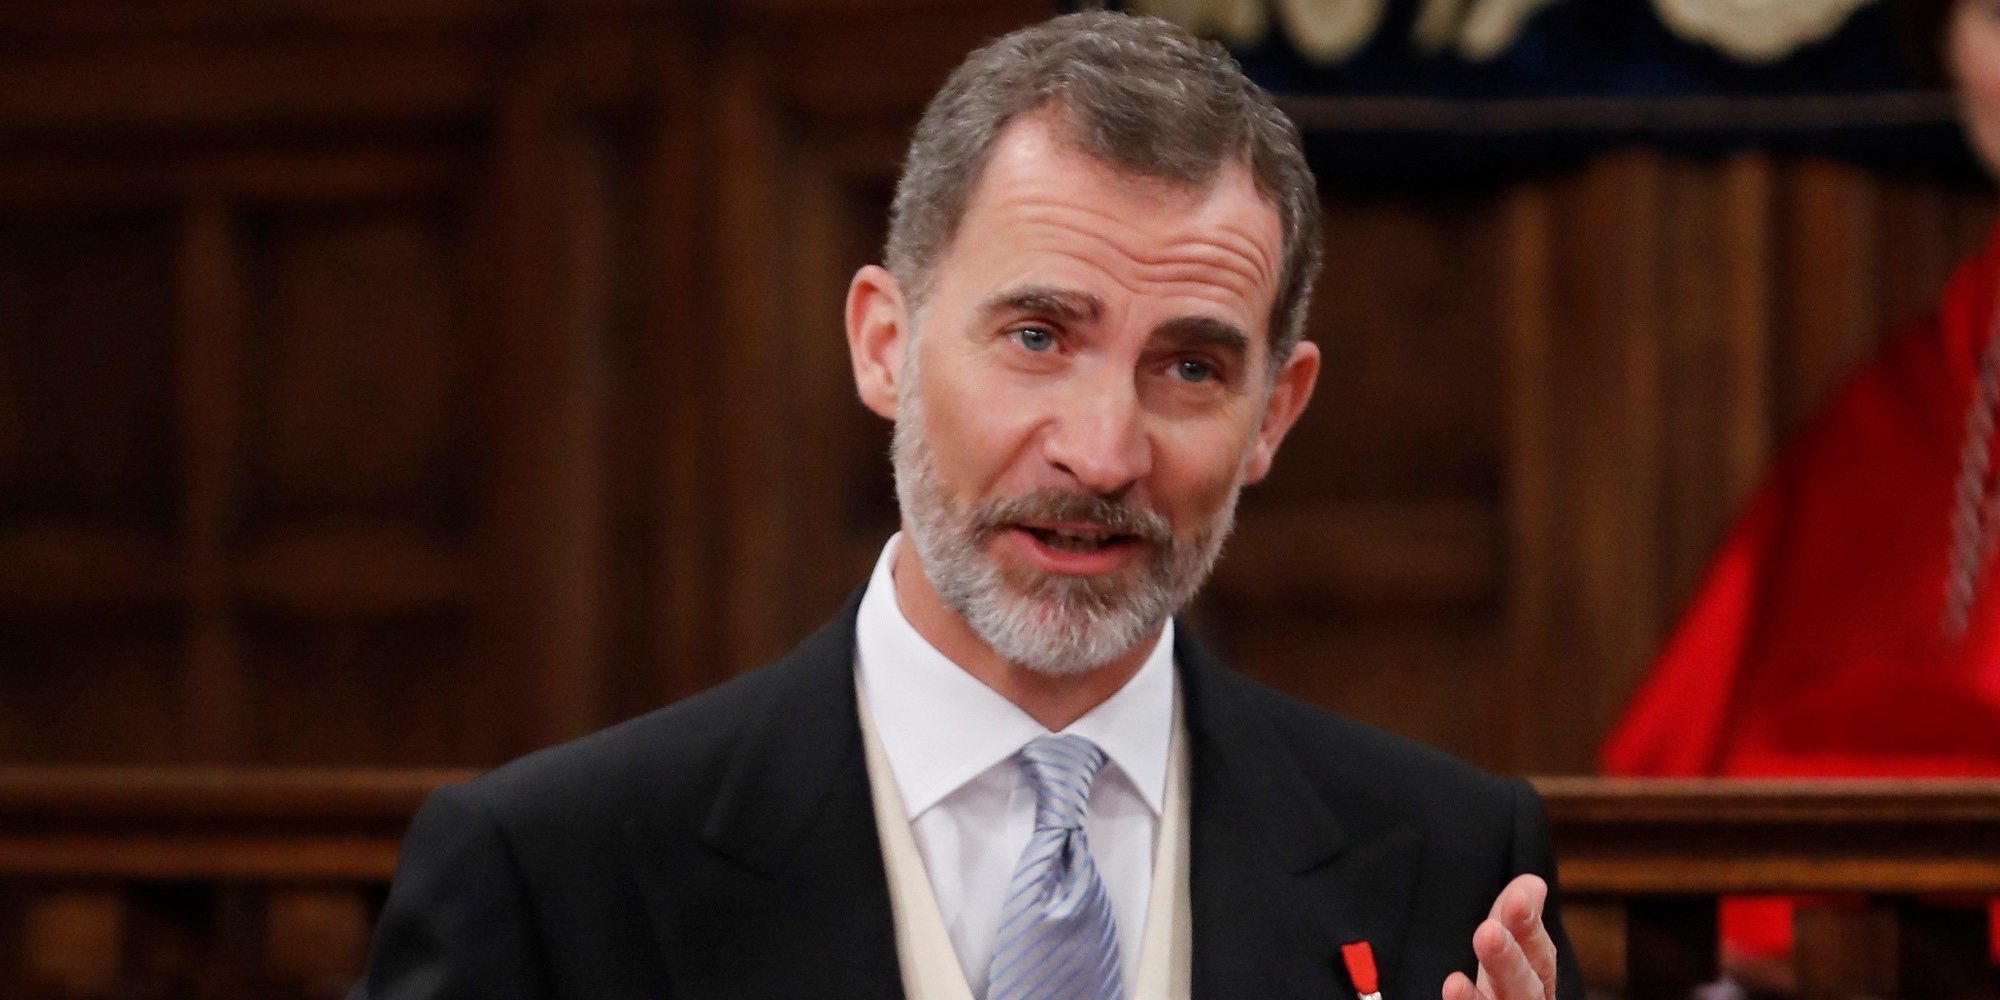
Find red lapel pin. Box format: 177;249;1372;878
1339;939;1381;1000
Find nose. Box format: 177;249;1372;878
1040;372;1152;495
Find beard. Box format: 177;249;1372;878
890;362;1241;676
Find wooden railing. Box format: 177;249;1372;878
1541;777;2000;999
0;767;468;999
4;770;2000;998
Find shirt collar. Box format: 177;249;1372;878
854;534;1175;821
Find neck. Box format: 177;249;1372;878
889;533;1156;731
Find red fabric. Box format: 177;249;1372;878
1601;218;2000;959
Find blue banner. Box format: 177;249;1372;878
1108;0;1977;179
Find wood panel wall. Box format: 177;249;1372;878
0;0;1991;776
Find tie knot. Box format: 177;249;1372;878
1018;734;1107;832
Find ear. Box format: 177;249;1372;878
1241;340;1320;485
846;264;911;421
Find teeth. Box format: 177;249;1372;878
1038;528;1109;553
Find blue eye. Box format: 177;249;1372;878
1014;327;1055;352
1175;359;1216;383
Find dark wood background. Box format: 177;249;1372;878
0;0;1991;778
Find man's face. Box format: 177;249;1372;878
859;114;1318;674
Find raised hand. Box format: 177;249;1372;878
1441;874;1558;1000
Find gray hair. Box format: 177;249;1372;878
885;10;1323;364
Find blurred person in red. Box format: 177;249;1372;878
1602;0;2000;969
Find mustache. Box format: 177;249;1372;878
969;489;1173;545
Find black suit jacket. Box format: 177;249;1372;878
356;598;1583;999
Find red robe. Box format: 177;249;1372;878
1602;218;2000;958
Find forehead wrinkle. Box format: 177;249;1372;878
1003;190;1272;267
1169;204;1282;292
1003;208;1275;313
1000;196;1151;250
1127;239;1271;298
1021;168;1283;295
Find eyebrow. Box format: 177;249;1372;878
1154;315;1251;359
977;284;1254;359
977;286;1104;324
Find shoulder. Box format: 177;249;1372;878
367;660;800;959
446;598;863;843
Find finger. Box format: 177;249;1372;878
1441;970;1490;1000
1496;875;1558;1000
1473;917;1542;1000
1490;873;1544;927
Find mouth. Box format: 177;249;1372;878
1014;522;1138;556
971;490;1170;577
1008;524;1152;572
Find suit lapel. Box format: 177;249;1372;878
1178;631;1423;1000
629;597;904;999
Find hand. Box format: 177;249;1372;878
1441;873;1558;1000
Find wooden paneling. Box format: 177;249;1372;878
1779;159;1884;431
1279;187;1507;505
240;202;474;532
244;609;482;764
1658;154;1774;609
0;209;179;528
1507;150;1672;772
0;615;185;763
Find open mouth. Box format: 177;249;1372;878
1020;525;1131;554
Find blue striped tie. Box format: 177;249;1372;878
985;734;1124;1000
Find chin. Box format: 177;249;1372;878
961;584;1164;677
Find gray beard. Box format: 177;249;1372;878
889;365;1239;676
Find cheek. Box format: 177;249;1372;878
917;372;1042;492
1150;425;1253;524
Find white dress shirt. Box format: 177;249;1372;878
855;535;1176;1000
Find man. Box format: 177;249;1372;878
356;12;1579;1000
